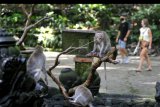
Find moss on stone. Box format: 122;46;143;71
75;62;91;76
8;46;20;56
62;30;95;55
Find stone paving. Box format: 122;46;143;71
44;52;160;99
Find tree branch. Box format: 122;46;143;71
83;58;102;87
30;4;36;15
27;4;36;19
25;16;51;30
16;28;29;46
16;4;38;46
25;4;36;27
16;16;51;46
47;47;84;98
20;4;29;16
47;69;69;98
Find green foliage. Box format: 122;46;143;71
151;24;160;45
1;4;160;51
66;4;114;30
0;4;24;35
131;4;160;45
34;26;62;50
25;33;38;47
8;46;20;56
33;4;115;50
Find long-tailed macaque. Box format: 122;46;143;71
26;45;48;85
90;31;112;80
68;85;94;107
92;31;111;58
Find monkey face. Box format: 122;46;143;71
95;33;103;43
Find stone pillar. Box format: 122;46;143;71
62;29;95;55
74;55;100;95
74;56;93;76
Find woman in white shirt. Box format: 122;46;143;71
136;19;152;72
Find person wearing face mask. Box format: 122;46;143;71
116;13;131;63
135;18;152;72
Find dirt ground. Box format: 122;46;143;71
44;52;160;99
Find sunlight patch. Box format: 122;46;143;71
141;82;156;85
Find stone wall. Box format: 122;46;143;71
62;29;95;55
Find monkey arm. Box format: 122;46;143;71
99;42;105;57
42;67;48;85
41;56;48;85
100;42;104;52
86;43;98;57
91;43;97;53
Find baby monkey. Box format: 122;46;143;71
68;85;94;107
26;45;48;86
91;31;111;58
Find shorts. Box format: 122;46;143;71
118;39;126;49
140;40;149;49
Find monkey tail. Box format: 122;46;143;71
104;62;108;91
104;62;107;80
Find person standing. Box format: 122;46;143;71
116;14;131;63
136;18;152;72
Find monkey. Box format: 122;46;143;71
89;31;112;80
68;85;94;107
26;45;48;86
91;31;111;58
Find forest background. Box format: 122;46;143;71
1;4;160;51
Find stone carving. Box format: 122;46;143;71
0;56;45;107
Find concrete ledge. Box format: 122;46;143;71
63;29;95;33
20;50;34;54
74;56;93;63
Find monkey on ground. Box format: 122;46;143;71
26;45;48;88
91;31;111;58
68;85;94;107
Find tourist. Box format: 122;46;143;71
116;13;131;63
136;18;152;72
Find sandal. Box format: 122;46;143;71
146;68;152;71
135;69;142;72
